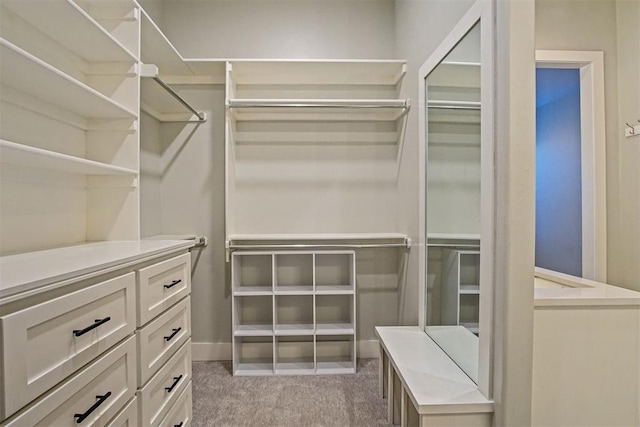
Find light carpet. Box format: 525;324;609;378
191;359;388;427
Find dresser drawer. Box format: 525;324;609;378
159;381;192;427
137;253;191;326
105;397;137;427
2;336;136;427
137;339;192;426
137;297;191;386
0;272;136;419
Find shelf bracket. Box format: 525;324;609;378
140;64;207;123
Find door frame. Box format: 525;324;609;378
535;50;607;282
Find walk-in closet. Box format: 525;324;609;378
1;0;639;426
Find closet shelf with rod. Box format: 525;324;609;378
227;99;410;121
226;233;411;260
140;64;207;123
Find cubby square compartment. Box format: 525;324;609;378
234;295;273;336
275;336;314;374
314;252;355;293
232;253;273;294
275;253;313;293
315;295;354;335
316;335;355;374
459;251;480;294
459;294;479;334
275;295;313;335
233;336;274;375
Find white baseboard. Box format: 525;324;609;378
357;339;381;359
191;339;380;361
192;342;232;361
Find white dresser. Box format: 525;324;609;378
0;240;194;427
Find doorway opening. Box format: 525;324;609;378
535;50;607;282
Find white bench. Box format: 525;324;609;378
375;326;494;427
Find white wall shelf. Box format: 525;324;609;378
1;0;137;62
231;251;356;375
140;9;193;76
0;38;136;120
0;140;137;176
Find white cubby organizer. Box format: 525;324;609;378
231;250;356;375
441;249;480;334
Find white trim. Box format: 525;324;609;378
535;50;607;283
418;0;494;398
191;339;380;361
192;342;232;361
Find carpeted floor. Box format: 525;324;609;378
191;359;388;427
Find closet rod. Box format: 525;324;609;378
427;243;480;249
228;100;410;109
151;76;206;122
428;100;480;111
229;242;410;250
140;64;206;123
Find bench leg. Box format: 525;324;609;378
379;345;386;399
391;366;402;426
387;358;394;424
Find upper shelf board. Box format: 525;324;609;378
140;9;194;76
0;139;138;176
0;38;137;119
1;0;137;62
228;60;407;86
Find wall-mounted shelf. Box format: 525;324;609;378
1;0;137;62
0;38;137;120
0;140;137;176
231;251;356;375
140;9;193;76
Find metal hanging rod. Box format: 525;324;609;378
228;100;411;110
428;100;481;111
229;242;409;250
140;64;206;123
427;243;480;249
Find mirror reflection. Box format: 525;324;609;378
425;21;481;383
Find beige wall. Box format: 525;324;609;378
614;0;640;291
160;0;396;59
536;0;640;290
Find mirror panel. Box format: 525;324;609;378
425;21;481;383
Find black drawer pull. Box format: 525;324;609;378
164;279;182;289
164;327;182;342
74;391;111;423
165;374;183;393
174;422;184;427
73;317;111;337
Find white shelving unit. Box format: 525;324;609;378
0;0;140;255
231;250;356;375
441;249;480;334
